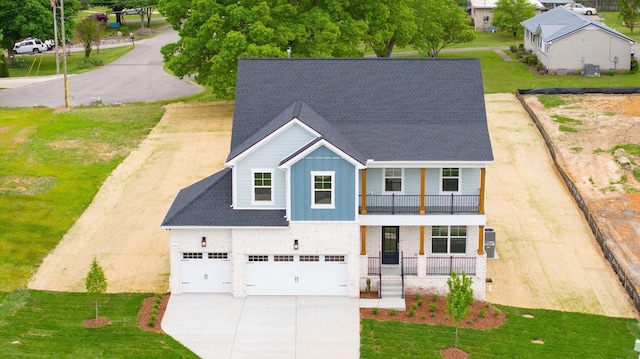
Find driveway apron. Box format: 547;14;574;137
161;295;360;359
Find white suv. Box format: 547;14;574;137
13;38;47;54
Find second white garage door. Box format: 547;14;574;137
245;254;348;296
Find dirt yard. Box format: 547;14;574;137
28;95;639;319
485;94;638;318
28;102;233;292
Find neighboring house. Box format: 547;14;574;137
468;0;546;31
540;0;573;9
521;6;635;73
161;58;494;300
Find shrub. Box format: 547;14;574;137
536;62;544;73
428;303;438;312
0;53;9;78
407;309;415;317
527;56;537;66
509;45;517;53
478;308;487;318
366;278;371;292
518;43;524;50
432;293;439;301
630;57;639;74
416;299;423;307
412;302;419;310
494;308;502;316
414;293;422;301
371;307;379;315
389;309;397;316
516;50;523;59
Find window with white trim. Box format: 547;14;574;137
311;171;334;208
431;226;467;254
384;168;402;192
252;170;273;204
442;168;460;193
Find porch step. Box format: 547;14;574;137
380;279;403;298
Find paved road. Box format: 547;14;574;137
0;28;200;107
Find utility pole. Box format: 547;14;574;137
59;0;70;108
52;0;60;74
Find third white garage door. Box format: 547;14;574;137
245;254;348;296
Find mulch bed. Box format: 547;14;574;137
137;294;170;333
83;317;110;328
360;291;506;358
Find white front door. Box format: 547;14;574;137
180;252;231;293
245;254;347;296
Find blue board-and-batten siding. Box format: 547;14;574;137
290;146;356;221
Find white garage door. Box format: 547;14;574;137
245;254;347;296
180;252;231;293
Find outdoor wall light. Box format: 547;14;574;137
294;239;299;250
201;236;207;247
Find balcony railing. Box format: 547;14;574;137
359;193;480;215
425;256;477;276
403;256;418;276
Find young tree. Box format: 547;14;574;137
491;0;536;37
412;0;476;58
445;270;474;349
75;18;105;60
86;257;107;319
619;0;640;33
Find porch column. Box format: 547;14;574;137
361;226;367;255
419;226;425;255
361;169;367;215
479;168;486;215
420;168;426;214
478;225;485;256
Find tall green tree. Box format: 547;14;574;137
0;0;80;58
619;0;640;33
352;0;418;57
158;0;366;99
75;17;105;59
85;257;107;319
445;271;474;349
491;0;536;37
412;0;476;58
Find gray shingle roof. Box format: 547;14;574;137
522;6;635;43
161;168;288;227
229;58;493;163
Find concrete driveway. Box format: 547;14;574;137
161;295;360;359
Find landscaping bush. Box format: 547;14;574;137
0;53;9;77
510;45;518;53
631;57;639;74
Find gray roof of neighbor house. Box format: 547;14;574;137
521;6;635;43
228;58;493;164
161;168;288;227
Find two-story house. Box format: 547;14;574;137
161;58;494;300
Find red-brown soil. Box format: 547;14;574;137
360;292;506;330
83;317;110;328
137;295;170;333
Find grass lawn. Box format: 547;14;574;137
426;51;640;93
0;105;164;291
361;305;640;358
0;290;197;358
9;46;134;77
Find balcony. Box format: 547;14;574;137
359;194;480;215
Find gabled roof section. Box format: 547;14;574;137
522;6;635;43
226;100;365;164
232;58;493;163
279;137;365;169
161;168;288;227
